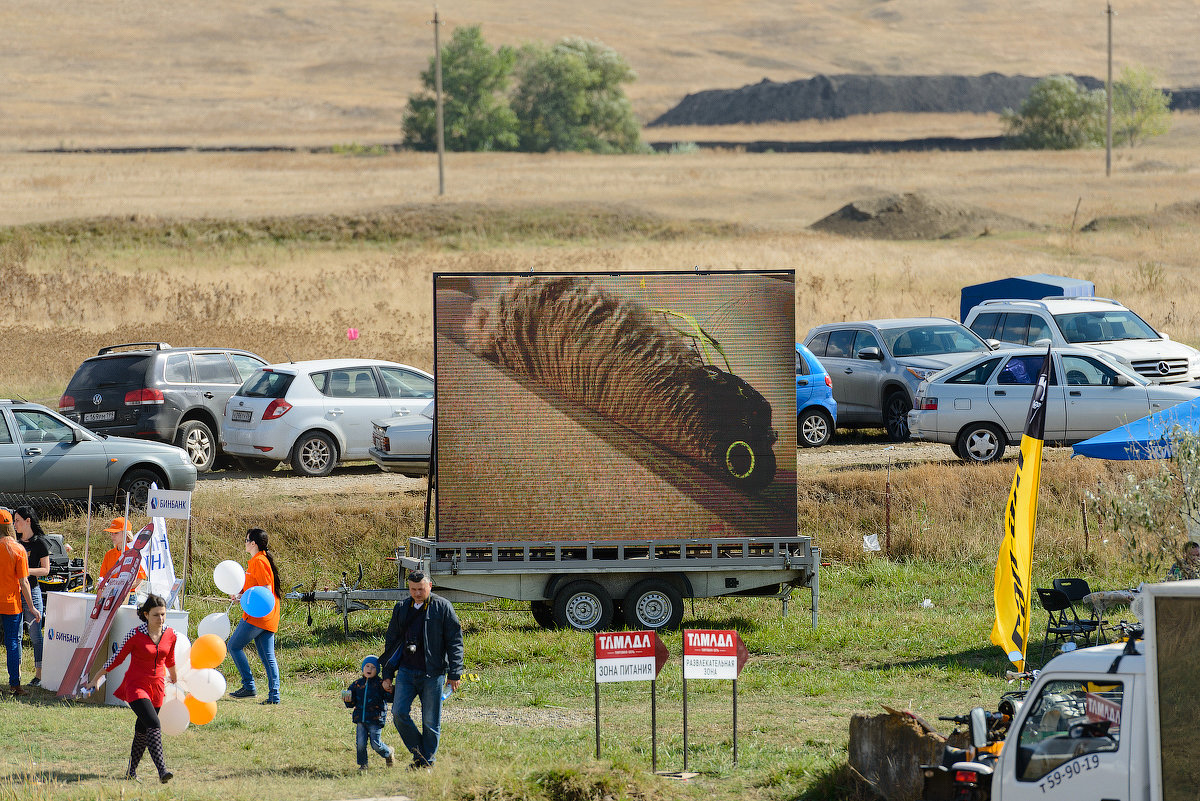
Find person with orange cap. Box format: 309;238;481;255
99;518;147;584
1;508;40;695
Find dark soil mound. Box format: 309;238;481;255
1082;199;1200;232
645;74;1200;126
809;192;1039;240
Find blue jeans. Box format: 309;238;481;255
22;584;43;668
356;722;393;767
2;613;21;688
227;620;280;702
392;666;445;766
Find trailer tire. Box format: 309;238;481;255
552;581;614;632
530;601;557;630
624;579;685;631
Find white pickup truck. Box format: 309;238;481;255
990;580;1200;801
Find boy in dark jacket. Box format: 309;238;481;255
342;655;395;770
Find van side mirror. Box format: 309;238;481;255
856;347;883;361
969;707;990;750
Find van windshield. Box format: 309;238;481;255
1054;311;1159;343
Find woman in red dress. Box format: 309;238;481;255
85;593;178;783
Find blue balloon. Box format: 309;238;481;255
241;585;275;618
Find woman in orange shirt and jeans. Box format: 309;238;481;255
227;528;282;704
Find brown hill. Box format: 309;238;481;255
809;192;1040;240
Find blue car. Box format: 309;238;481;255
796;344;838;447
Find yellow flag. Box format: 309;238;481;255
991;346;1052;672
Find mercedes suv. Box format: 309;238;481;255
59;343;267;473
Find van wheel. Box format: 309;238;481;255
624;579;685;631
176;420;216;473
291;432;337;477
956;423;1006;464
552;581;614;632
883;392;912;441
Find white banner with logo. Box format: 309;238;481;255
140;484;181;606
146;488;192;520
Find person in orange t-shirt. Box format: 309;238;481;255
98;518;147;584
1;509;40;695
227;528;282;704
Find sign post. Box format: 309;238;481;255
681;629;750;768
594;631;669;771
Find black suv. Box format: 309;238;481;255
59;343;267;473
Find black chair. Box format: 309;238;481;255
1053;577;1107;642
1036;587;1098;665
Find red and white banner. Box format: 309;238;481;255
594;631;669;683
682;629;749;680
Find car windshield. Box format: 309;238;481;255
1054;310;1159;343
880;325;990;357
66;355;149;390
238;370;295;399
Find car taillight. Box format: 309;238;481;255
125;388;165;405
263;399;292;420
915;397;938;410
59;394;75;412
954;770;979;784
824;375;833;388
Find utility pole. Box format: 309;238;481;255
431;7;445;195
1105;2;1114;177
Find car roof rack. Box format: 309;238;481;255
1038;296;1122;306
974;297;1123;311
96;342;173;355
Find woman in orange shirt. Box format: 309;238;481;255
98;518;147;584
227;528;282;704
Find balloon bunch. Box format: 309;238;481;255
160;632;227;736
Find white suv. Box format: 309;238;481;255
220;359;435;476
964;297;1200;385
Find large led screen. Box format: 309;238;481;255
433;271;796;542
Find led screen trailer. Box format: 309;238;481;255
433;271;797;542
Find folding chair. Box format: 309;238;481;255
1036;587;1098;665
1053;577;1106;642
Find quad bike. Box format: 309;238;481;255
921;694;1024;801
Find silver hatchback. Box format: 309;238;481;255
908;347;1200;463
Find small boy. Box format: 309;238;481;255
343;655;395;770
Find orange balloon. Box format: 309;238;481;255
190;633;227;670
184;694;218;725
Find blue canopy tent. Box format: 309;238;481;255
959;274;1095;322
1072;397;1200;460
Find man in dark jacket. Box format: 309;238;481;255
380;572;464;769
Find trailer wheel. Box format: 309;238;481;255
624;579;684;631
552;581;614;632
530;601;557;630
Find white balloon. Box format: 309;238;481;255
213;560;246;595
197;612;231;640
174;663;196;693
163;683;185;704
174;633;191;665
160;698;191;736
187;668;228;703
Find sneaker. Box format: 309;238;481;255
229;687;256;699
358;765;368;772
28;677;41;688
159;771;173;784
385;754;394;768
259;698;279;705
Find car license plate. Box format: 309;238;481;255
232;410;253;422
83;411;116;423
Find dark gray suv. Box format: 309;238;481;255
59;343;267;473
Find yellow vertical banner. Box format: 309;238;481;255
990;346;1052;672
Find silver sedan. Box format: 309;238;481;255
0;400;197;507
908;347;1200;463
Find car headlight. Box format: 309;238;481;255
1189;354;1200;371
905;366;940;382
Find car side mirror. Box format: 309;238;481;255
856;347;883;361
986;338;1003;350
1115;374;1133;386
71;428;85;444
969;707;990;750
1159;332;1172;341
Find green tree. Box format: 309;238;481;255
402;26;519;152
1090;428;1200;577
1002;75;1106;149
1113;65;1172;148
510;38;644;154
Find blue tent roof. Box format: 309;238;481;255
1072;396;1200;460
960;274;1095;321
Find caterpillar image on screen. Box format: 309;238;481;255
463;276;778;492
